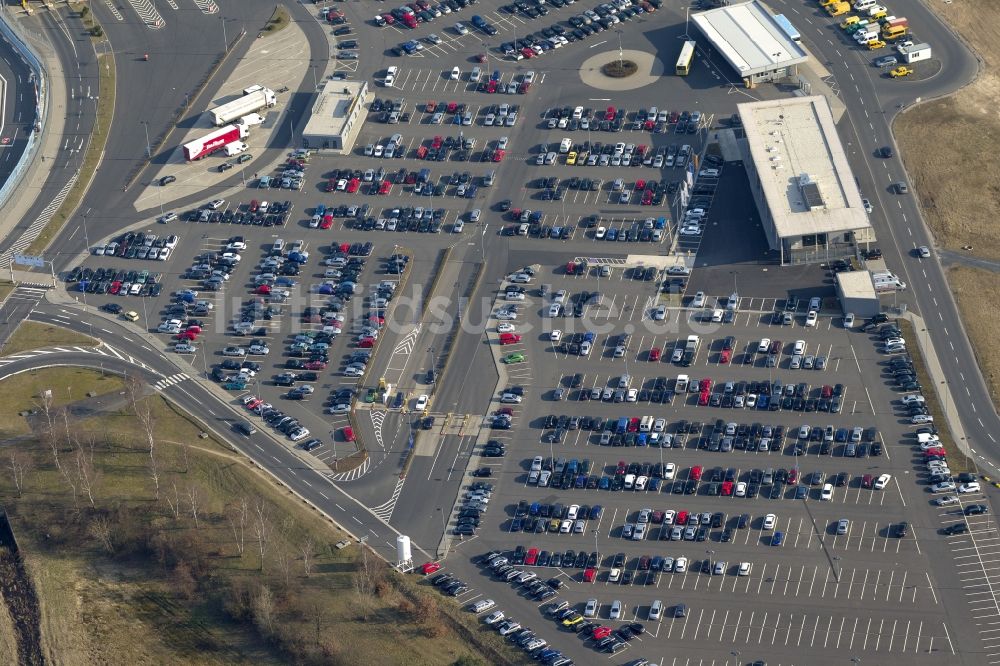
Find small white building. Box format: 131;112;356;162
898;42;932;64
836;271;880;317
302;80;369;154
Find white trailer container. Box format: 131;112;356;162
223;141;249;157
209;87;277;126
898;42;931;63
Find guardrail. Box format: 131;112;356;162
0;12;47;211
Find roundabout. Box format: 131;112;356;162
579;48;665;91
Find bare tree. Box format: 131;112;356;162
126;375;160;500
252;584;275;635
187;483;204;528
35;390;62;473
75;448;98;508
300;536;315;577
165;478;183;520
7;449;32;497
89;514;115;553
352;546;385;620
310;599;329;646
252;499;272;572
274;545;292;587
226;496;249;557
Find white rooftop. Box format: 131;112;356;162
837;270;877;300
303;80;366;138
691;0;808;76
738;95;872;239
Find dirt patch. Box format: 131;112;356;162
602;60;638;77
895;2;1000;260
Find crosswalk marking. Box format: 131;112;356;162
370;476;406;521
153;372;189;391
103;0;124;20
328;456;371;483
124;0;165;28
190;0;219;13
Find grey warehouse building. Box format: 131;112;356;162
302;80;369;154
736;95;875;265
691;0;808;87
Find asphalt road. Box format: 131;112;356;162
0;24;36;189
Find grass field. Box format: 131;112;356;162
0;369;517;665
2;321;96;357
947;266;1000;412
0;367;123;438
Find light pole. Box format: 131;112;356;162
593;528;599;567
731;270;739;301
288;108;295;145
140;120;151;158
221;15;228;52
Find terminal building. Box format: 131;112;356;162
302;80;369;154
736;95;875;265
691;0;808;87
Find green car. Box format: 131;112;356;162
502;352;526;364
223;379;247;391
364;388;378;403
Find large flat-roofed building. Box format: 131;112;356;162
836;270;880;318
736;95;874;264
690;0;808;87
302;80;369;154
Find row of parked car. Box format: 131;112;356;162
65;266;164;298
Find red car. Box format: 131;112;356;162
346;178;360;193
492;149;505;162
446;101;458;114
616;461;626;475
320;214;334;229
358;337;375;348
426;101;437;113
415;145;428;159
378;180;392;195
249;199;259;212
256;284;271;295
690;465;703;481
788;469;799;484
431;135;443;149
592;626;612;640
641;190;654;206
628;417;640;433
721;481;734;496
177;330;197;341
677;510;689;525
582;567;596;583
520;47;535;59
304;360;327;370
486;80;498;93
923;448;947;458
606;106;616;121
699;391;710;406
421;561;442;575
499;333;522;345
644;119;655;131
339;242;351;254
649;347;661;362
636;179;646;190
326;178;337;192
405;171;418;185
380;12;395;25
719;349;732;364
699;378;712;392
518;81;532;93
525;548;539;565
110;280;122;294
341;426;355;442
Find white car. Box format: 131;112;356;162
509;272;533;283
902;394;925;405
959;482;982;494
711;309;724;323
821;483;834;500
157;212;178;224
663;462;676;480
626;388;638;402
483;610;505;625
550;330;562;342
735;482;747;497
584;598;598;618
691;291;706;308
931;481;957;493
652;305;666;321
805;311;818;327
763;513;777;530
248;344;269;355
344;366;365;377
667;265;691;276
758;338;771;353
912;414;934;424
738;562;752;577
450;66;460;80
874;473;892;490
935;495;960;507
415;394;429;411
844;312;855;327
495;310;517;320
609;600;622;619
207;199;225;210
793;340;806;355
497;322;516;333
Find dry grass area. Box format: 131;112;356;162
948;266;1000;411
895;1;1000;259
0;370;514;666
0;367;123;438
2;321;97;357
0;589;18;664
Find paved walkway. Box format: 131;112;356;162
938;249;1000;273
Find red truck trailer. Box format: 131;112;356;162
182;124;248;161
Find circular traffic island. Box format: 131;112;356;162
601;59;638;78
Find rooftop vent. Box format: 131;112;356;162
798;173;825;210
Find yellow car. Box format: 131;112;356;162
840;16;860;28
889;66;913;77
819;0;837;6
566;151;577;165
561;614;584;627
867;39;887;50
123;311;140;322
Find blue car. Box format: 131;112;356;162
607;228;618;241
599;476;611;491
771;531;785;546
589;505;603;520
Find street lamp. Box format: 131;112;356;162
221;15;228;52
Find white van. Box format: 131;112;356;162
853;0;876;10
698;168;720;178
639;415;653;433
649;600;663;621
559;137;572;153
